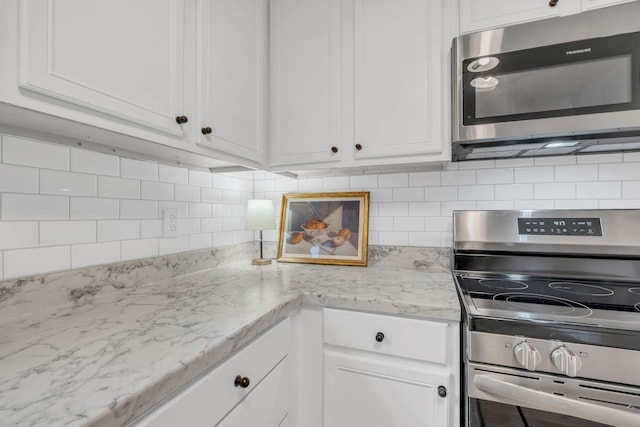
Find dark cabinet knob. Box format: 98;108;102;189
175;115;188;125
201;127;213;135
331;146;338;153
549;0;559;6
355;143;362;151
234;375;250;388
375;332;385;342
438;385;447;398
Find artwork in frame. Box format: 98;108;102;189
277;192;370;266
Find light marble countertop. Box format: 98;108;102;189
0;261;459;427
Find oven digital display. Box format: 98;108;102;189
517;218;603;236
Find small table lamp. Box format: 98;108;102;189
247;199;276;265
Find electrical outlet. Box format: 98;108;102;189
162;209;180;237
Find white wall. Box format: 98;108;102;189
0;134;254;280
255;152;640;247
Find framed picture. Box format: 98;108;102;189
277;192;370;266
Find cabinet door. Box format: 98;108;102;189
581;0;637;11
324;351;449;427
270;0;342;168
348;0;445;161
460;0;580;33
19;0;186;137
197;0;267;164
217;358;289;427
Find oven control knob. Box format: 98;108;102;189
513;341;541;371
551;346;582;377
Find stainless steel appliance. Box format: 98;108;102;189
452;2;640;161
453;210;640;427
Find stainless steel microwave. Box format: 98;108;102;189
452;2;640;161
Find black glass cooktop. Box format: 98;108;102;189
456;274;640;313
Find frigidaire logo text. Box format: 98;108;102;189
566;48;591;55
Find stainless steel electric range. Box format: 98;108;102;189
453;210;640;427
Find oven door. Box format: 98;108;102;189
466;363;640;427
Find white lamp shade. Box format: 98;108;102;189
247;199;276;230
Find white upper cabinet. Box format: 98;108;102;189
270;0;456;171
461;0;638;33
196;0;267;164
19;0;186;137
270;0;343;167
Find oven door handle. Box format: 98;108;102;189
474;374;640;427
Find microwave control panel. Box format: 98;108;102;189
517;218;603;236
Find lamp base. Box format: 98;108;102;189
251;258;272;266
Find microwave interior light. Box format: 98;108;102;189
470;76;499;89
543;141;580;148
467;56;500;72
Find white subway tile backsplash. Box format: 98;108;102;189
140;219;163;238
222;217;245;232
159;164;189;184
534;156;577;166
576;182;621;199
40;221;96;246
141;181;174;201
578;153;623;164
393;187;424;202
120;200;157;219
495;184;534;200
458;159;495;170
70;197;118;220
599;199;640;209
70;149;119;176
298;178;324;192
378;231;409;246
201;217;222;233
350;175;378;189
213;231;234;247
254;179;276;192
275;178;299;192
623;181;640;198
534;183;575;200
189;233;213;250
2;135;69;170
476;200;514;210
98;176;140;199
515;166;554;183
121;158;158;181
159;236;190;255
424;217;452;232
369;216;394;232
189;170;212;187
0;164;39;193
441;170;475;186
379;173;408;188
0;255;3;279
175;184;201;202
408;232;441;247
369;188;393;203
409;171;441;187
623;153;640;163
97;220;140;242
476;168;513;185
514;200;554;209
554;199;599;209
4;246;70;278
324;176;350;190
121;238;158;260
458;185;494;201
554;164;598;182
201;187;223;202
71;242;120;268
0;222;38;250
409;202;441;217
181;218;201;235
2;194;69;220
378;202;408;217
426;186;457;201
599;163;640;181
441;201;476;216
394;216;424;232
159;201;188;218
40;170;97;196
188;202;212;218
495;158;534;168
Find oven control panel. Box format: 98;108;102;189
517;217;603;236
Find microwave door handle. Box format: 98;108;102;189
473;374;640;427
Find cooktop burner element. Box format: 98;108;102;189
548;282;614;296
492;292;593;317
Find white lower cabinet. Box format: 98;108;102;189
321;308;459;427
131;318;290;427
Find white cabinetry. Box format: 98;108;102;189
131;318;290;427
196;0;267;164
270;0;457;172
461;0;638;33
322;308;459;427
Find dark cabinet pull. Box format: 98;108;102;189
175;115;188;125
355;143;362;151
331;146;338;153
438;385;447;398
201;127;213;135
549;0;559;6
234;375;250;388
375;332;385;342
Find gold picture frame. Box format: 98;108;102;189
277;192;370;266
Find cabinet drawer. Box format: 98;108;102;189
132;317;290;427
323;309;447;364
